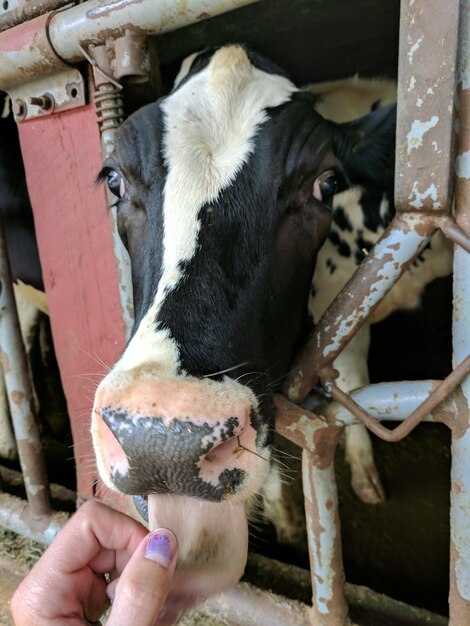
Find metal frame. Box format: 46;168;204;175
279;1;470;624
0;0;468;624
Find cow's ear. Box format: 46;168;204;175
336;103;396;188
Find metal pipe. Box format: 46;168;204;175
450;1;470;623
394;0;460;213
303;448;348;626
0;0;73;33
328;380;438;425
0;492;68;544
0;0;258;91
0;223;51;517
328;354;470;442
271;395;348;624
284;212;435;402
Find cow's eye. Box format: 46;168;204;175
107;170;126;198
313;170;338;204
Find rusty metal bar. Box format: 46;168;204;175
326;353;470;442
273;394;348;625
244;553;449;626
284;0;461;405
449;0;470;623
0;0;72;33
327;380;469;431
439;214;470;253
0;223;50;517
284;212;436;403
0;0;259;92
394;0;460;213
0;491;68;544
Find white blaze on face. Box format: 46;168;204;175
119;46;297;376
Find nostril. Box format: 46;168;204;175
205;435;241;463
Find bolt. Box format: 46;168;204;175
12;99;26;120
28;94;53;111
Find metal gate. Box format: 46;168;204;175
0;0;468;624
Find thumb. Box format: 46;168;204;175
106;528;178;626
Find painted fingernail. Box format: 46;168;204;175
145;528;177;568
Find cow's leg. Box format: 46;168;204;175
335;326;385;503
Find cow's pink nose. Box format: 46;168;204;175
92;377;260;501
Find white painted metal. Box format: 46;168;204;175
50;0;258;63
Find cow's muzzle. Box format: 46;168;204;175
92;376;269;502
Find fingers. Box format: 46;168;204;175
106;528;178;626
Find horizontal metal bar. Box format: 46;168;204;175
244;553;448;626
327;354;470;442
0;0;72;33
0;492;69;544
0;0;258;91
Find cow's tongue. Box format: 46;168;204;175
147;494;248;619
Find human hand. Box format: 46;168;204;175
10;500;178;626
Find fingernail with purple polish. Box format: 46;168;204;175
145;528;177;568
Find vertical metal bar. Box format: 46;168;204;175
303;447;348;626
450;1;470;624
0;223;50;516
395;0;460;213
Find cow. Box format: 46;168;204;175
91;45;396;622
306;77;453;503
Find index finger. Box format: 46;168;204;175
44;500;148;575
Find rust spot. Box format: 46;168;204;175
312;426;343;469
11;390;25;405
325;499;334;510
1;348;10;373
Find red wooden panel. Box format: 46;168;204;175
18;105;126;501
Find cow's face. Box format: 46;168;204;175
92;46;395;620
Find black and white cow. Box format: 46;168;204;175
91;46;396;622
307;77;453;503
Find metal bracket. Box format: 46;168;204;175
0;0;20;18
8;67;85;122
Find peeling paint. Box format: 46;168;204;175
409;181;441;209
407;115;439;153
24;476;45;496
323;226;427;358
451;429;470;600
408;75;416;91
302;451;339;616
407;35;423;64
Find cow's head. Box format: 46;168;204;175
92;46;396;621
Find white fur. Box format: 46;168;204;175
118;46;296;376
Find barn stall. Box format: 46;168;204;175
0;0;469;624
